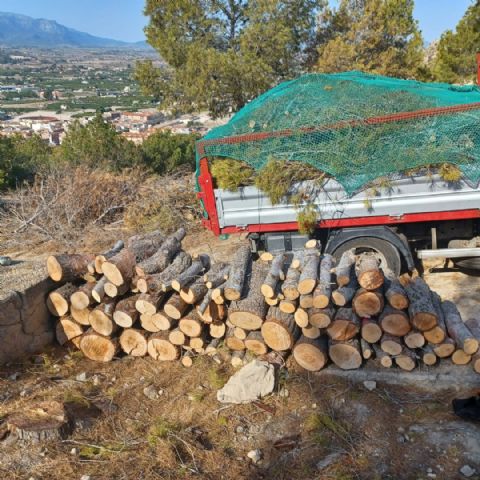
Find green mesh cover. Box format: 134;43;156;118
196;71;480;195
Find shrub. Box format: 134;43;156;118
210;158;255;191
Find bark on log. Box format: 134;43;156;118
70;306;91;326
47;253;95;282
335;250;356;287
225;328;246;351
47;283;77;317
384;269;409;310
55;316;84;345
171;254;210;292
89;300;118;336
301;324;321;339
113;294;140;328
279;299;297;314
209;321;227;339
204;262;230;288
298;251;320;295
92;276;108;303
471;353;480;374
380;334;403;356
231;350;246;367
433;338;455;358
135;292;165;315
293;335;328;371
352;288;384;317
360;339;373;360
163;293;189;320
198;301;225;324
451;350;471;365
102;248;136;287
261;254;286;298
205;338;221;355
282;264;301;300
404;330;426;349
442;300;479;354
312;254;334;308
465;318;480;340
332;269;359;307
169;328;186;346
356;254;384;290
378;306;411;336
244;331;268;355
329;339;362;370
361;318;382;344
261;307;300;351
198;290;213;315
127;229;175;264
404;277;437;331
327;308;360;341
119;328;148;357
140;312;175;332
79;329;118;362
179;310;203;337
424;292;447;344
147;332;180;361
299;294;313;309
290;250;305;270
395;348;416;371
94;240;124;274
224;245;251;301
422;345;438;366
70;283;95;310
309;306;335;329
372;344;393;368
229;261;269;330
294;308;309;328
180;277;209;304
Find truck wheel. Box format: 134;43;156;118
331;237;402;276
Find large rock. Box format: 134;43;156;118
217;360;275;404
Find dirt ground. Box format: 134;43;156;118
1;232;479;480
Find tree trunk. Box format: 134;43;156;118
89;300;117;336
169;328;186;346
294;308;309;328
279;299;297;314
171;254;210;292
261;307;300;351
327;308;360;341
298;251;320;295
140;312;176;332
293;335;328;371
113;294;140;328
70;283;95;310
432;337;455;358
423;291;447;344
302;324;321;339
92;276;108;303
119;328;148;357
380;334;402;356
179;310;203;337
360;318;383;343
329;339;362;370
135;292;165;315
312;254;334;308
261;254;286;298
360;339;373;360
442;300;479;354
209;321;227;339
229;261;269;330
352;288;384;317
55;316;84;345
47;253;95;282
356;254;384;290
299;294;313;309
404;277;437;331
94;240;125;274
309;306;335;329
80;329;119;362
204;262;230;288
244;331;268;355
282;264;301;300
102;248;136;287
395;348;416;371
70;306;91;326
372;344;393;367
404;330;425;349
180;277;209;304
335;250;355;287
224;245;251;301
47;283;77;317
225;327;246;351
451;349;471;365
147;332;180;361
378;306;411;336
422;345;437;366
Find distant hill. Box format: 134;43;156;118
0;12;151;49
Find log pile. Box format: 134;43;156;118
46;236;480;374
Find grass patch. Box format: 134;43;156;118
63;390;91;408
208;367;228;390
147;417;181;447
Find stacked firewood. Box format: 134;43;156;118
46;233;480;374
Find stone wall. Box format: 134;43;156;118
0;261;55;364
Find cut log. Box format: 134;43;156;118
261;307;300;351
279;299;297;314
171;254;210;292
231;350;245;367
181;351;194;367
212;283;226;304
180;277;208;304
190;334;208;350
380;334;403;356
301;324;321;339
424;292;447;344
168;328;186;345
360;318;382;344
404;278;437;331
164;294;190;320
299;294;313;309
104;281;129;298
47;283;77;316
294;308;309;328
404;330;425;349
70;306;91;326
92;276;108;303
395;348;416;371
304;239;319;249
298;251;320;295
471;353;480;374
102;248;136;287
198;290;213;315
127;229;174;265
179;310;203;337
147;332;180;361
433;338;456;358
329;339;362;370
204;262;230;288
290;250;305;270
293;335;328;371
140;312;176;332
372;344;393;368
465;318;480;340
47;253;95;282
209;321;227;339
352;288;384;317
451;350;471;365
360;339;373;360
205;338;221;355
259;251;273;262
225;328;246;351
198;301;225;324
356;254;384;290
378;306;411;336
79;329;118;362
234;327;247;340
282;262;301;301
70;283;95;310
229;261;269;330
384;269;409;310
265;296;279;306
261;254;286;298
113;294;140;328
332;270;358;307
244;331;268;355
312;254;334;308
89;300;117;336
335;250;355;287
119;328;148;357
422;345;438;366
135;292;165;315
224;245;251;301
309;306;335;329
94;240;125;274
55;316;84;345
442;300;479;354
327;308;360;341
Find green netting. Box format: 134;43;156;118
196;71;480;195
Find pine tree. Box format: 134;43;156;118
433;0;480;84
315;0;426;79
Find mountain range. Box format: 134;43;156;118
0;12;150;49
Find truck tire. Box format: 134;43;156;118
330;237;402;277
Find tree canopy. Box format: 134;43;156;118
432;0;480;84
315;0;426;79
137;0;324;117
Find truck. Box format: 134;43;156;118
196;63;480;275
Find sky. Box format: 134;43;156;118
0;0;474;43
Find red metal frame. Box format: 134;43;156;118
477;52;480;86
